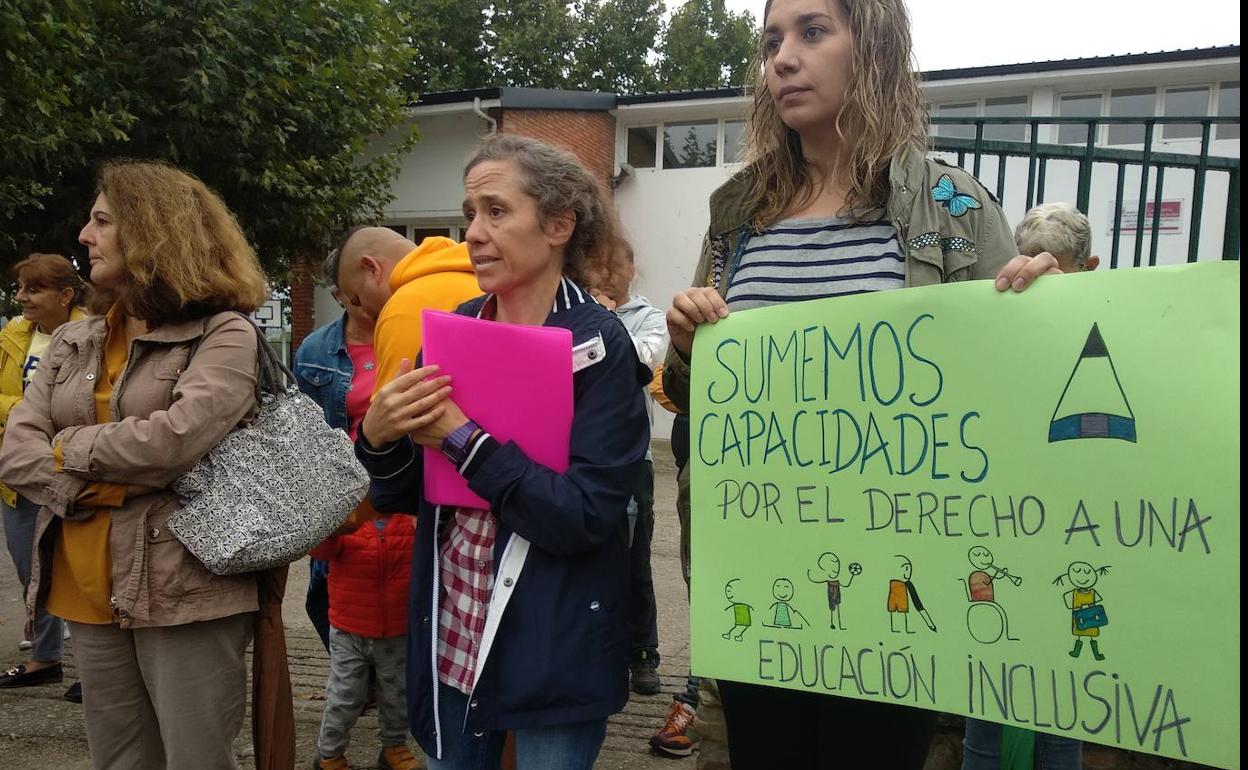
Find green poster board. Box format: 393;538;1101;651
689;262;1239;769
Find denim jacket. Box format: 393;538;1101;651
292;313;353;432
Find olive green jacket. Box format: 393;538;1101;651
663;147;1016;576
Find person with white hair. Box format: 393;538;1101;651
1013;202;1100;273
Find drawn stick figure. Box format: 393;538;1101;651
959;546;1021;644
722;579;754;641
887;555;936;634
1054;561;1110;660
762;578;809;629
807;552;859;630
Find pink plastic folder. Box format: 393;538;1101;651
421;309;573;508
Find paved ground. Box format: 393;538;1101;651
0;447;691;769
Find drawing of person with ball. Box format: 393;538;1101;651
807;552;860;629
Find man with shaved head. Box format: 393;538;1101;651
333;226;481;390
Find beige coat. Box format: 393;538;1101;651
0;307;90;506
0;311;260;628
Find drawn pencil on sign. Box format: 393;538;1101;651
1049;323;1137;443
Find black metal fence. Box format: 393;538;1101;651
928;116;1239;267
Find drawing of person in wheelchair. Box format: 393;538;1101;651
959;545;1022;644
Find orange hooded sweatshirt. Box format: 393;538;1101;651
373;236;482;393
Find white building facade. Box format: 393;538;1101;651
329;47;1240;438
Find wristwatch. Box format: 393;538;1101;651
441;420;482;466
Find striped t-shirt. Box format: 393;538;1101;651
724;215;904;311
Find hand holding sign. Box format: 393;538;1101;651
667;286;729;356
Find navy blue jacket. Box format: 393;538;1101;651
355;278;651;758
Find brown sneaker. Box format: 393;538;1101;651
378;744;424;770
649;700;697;758
311;756;350;770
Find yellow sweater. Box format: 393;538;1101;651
46;306;128;624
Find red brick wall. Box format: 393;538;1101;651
289;255;316;357
495;109;616;194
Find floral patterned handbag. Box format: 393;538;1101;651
167;316;369;575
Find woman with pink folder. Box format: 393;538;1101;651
355;134;652;770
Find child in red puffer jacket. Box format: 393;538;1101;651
309;504;420;770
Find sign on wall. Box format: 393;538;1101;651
689;262;1239;769
1109;199;1185;234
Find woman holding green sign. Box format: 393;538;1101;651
660;0;1059;766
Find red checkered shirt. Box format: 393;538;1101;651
437;506;496;694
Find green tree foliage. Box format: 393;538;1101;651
1;0;416;277
2;0;762;278
398;0;493;93
656;0;758;92
491;0;578;88
569;0;662;93
0;0;134;251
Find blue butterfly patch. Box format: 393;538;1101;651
931;174;982;217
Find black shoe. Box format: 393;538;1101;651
63;680;82;703
631;651;661;695
0;662;63;688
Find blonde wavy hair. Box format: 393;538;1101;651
743;0;929;229
96;160;269;324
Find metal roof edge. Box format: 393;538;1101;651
920;45;1241;82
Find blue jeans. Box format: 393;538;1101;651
962;719;1082;770
425;684;607;770
2;494;63;663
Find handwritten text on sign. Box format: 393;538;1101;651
689;262;1239;769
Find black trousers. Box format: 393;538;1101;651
717;680;937;769
629;460;658;657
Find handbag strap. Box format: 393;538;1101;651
240;312;297;400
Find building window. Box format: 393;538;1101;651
385;225;409;238
1163;86;1210;140
983;97;1029;142
663;121;718;169
723;120;746;164
412;227;453;244
1058;93;1102;145
627;126;658;168
1108;88;1156;145
936;102;977;140
1217;81;1240;139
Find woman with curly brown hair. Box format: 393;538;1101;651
0;160;276;769
660;0;1060;767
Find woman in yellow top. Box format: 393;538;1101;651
0;254;88;699
0;161;272;770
